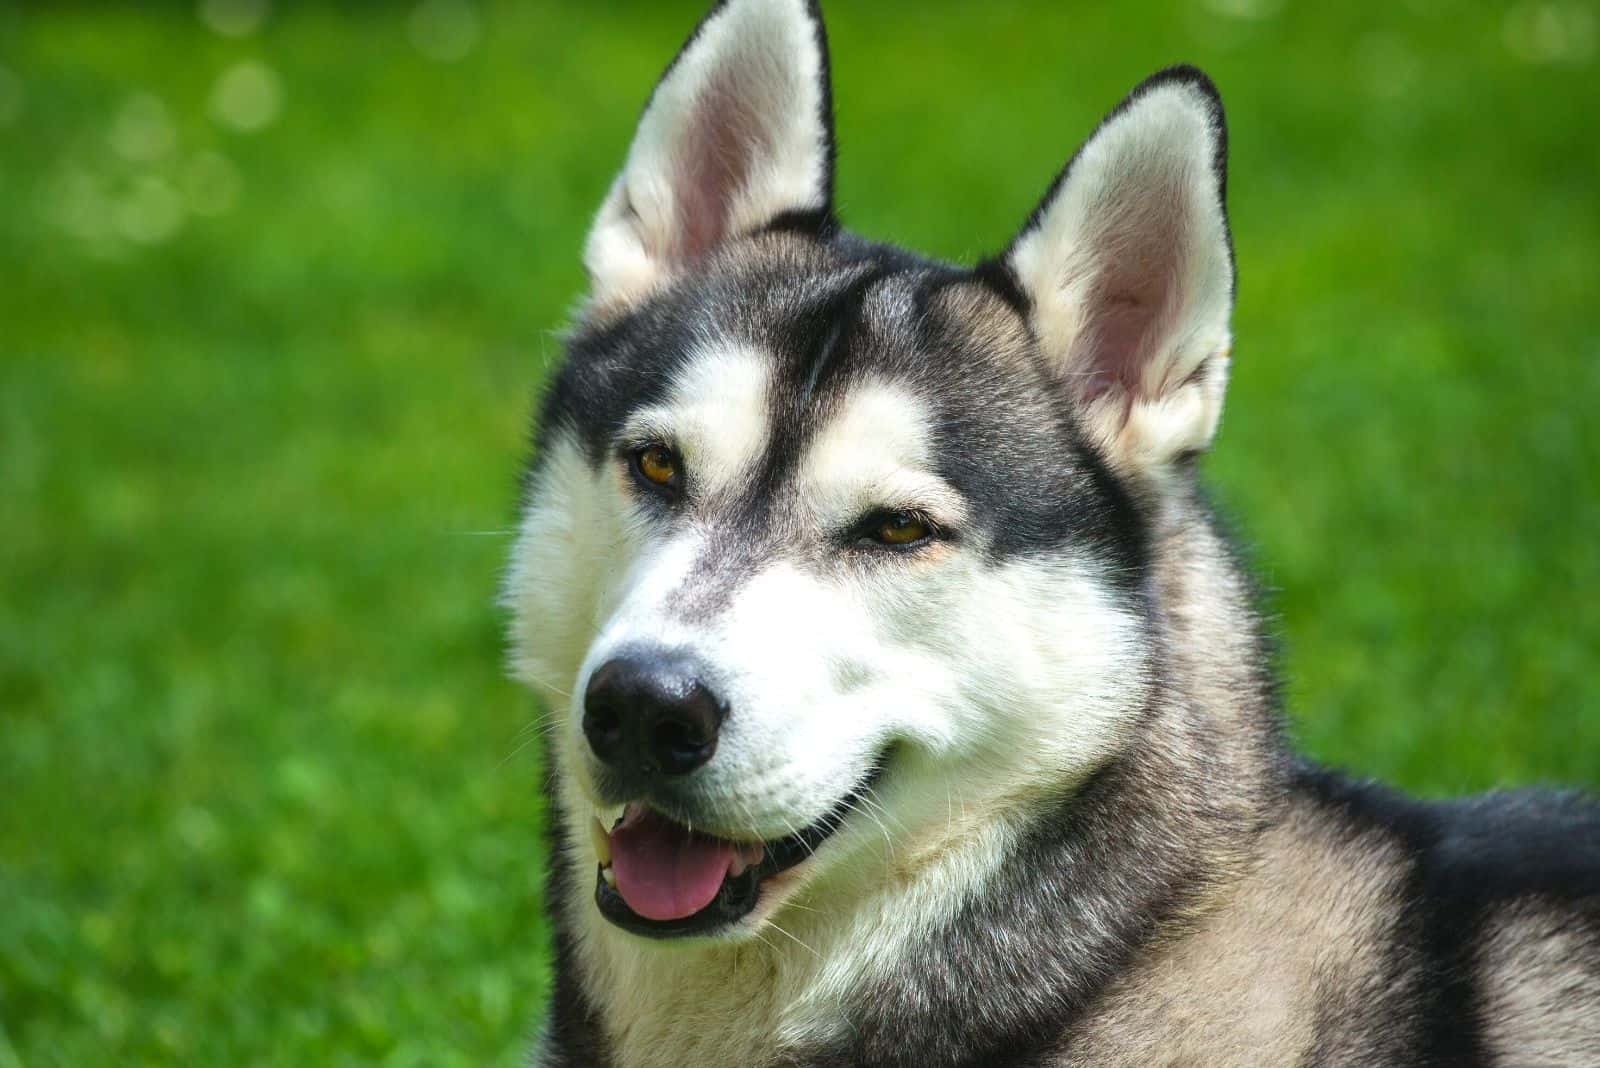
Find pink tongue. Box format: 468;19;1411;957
610;810;736;922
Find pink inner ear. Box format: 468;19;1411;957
670;69;770;264
1077;193;1191;402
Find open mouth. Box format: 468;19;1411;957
591;764;885;938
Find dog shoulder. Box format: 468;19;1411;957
1059;771;1600;1067
1059;776;1422;1065
1438;790;1600;1066
1289;766;1600;1064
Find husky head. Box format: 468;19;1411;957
507;0;1234;943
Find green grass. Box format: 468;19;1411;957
2;0;1596;1062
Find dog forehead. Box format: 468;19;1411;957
560;234;1040;441
744;269;1027;525
802;378;930;484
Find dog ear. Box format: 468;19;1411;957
583;0;835;308
1003;67;1234;472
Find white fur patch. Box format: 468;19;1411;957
503;430;622;704
622;343;773;502
797;379;968;531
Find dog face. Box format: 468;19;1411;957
506;0;1235;940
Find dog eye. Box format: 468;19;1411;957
868;511;931;548
631;444;680;491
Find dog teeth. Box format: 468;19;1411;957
729;842;765;877
601;865;617;888
619;802;647;829
596;803;625;829
590;816;612;866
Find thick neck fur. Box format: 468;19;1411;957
540;476;1292;1068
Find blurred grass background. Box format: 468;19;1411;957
1;0;1596;1062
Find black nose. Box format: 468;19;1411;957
582;653;727;779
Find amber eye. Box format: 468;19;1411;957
872;511;930;547
633;444;679;489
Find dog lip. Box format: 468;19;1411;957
592;757;889;939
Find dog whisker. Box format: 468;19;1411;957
763;918;820;960
776;899;820;915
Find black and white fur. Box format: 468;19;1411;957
504;2;1600;1064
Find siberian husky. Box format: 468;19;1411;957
504;1;1600;1064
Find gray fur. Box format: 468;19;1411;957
508;3;1600;1065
